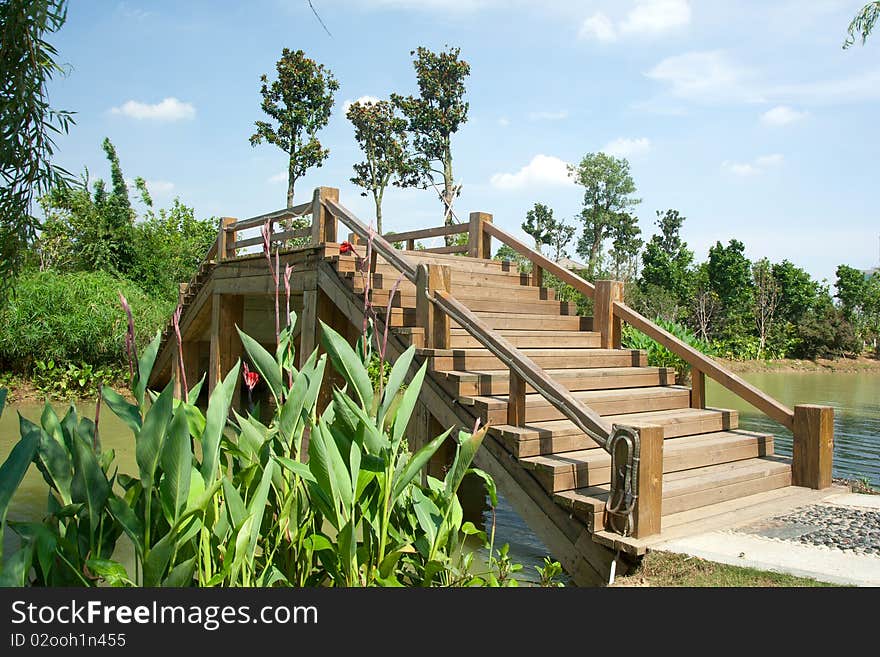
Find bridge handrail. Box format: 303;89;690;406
323;197;613;450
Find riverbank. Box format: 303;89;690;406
0;375;132;405
716;354;880;375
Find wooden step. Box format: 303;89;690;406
522;429;774;493
491;407;740;457
337;262;533;288
350;276;557;301
427;347;645;372
439;366;675;396
452;312;590;331
367;289;573;316
555;456;792;530
463;385;690;424
448;329;599;349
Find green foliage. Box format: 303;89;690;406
0;270;168;372
250;48;339;207
843;1;880;48
622;317;713;380
392;46;470;230
640;209;694;302
347;98;419;234
0;0;75;303
522;203;576;261
569;152;641;278
707;239;753;339
0;312;520;587
31;360;123;400
535;556;565;587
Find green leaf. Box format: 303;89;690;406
467;467;497;508
108;496;144;558
200;361;239;483
143;531;176;586
34;428;73;505
319;320;373;410
444;427;488;497
101;386;142;434
378;346;415;426
0;543;35;587
70;431;111;535
244;461;275;561
222;477;247;530
391;425;453;501
86;559;133;587
273;456;316;483
411;488;441;548
187;374;206;405
236;327;283;405
134;332;162;407
163;556;196;587
391;361;427;447
136;380;175;490
159;406;193;524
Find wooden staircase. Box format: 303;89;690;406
329;249;793;536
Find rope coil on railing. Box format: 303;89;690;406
604;425;640;537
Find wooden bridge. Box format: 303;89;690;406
149;187;842;585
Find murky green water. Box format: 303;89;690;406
3;370;876;584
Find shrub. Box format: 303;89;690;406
622;317;713;381
0;270;169;372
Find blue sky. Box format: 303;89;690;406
47;0;880;284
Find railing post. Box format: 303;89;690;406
507;370;526;427
532;263;543;288
218;217;236;261
690;368;705;408
792;405;834;489
416;263;451;352
632;424;663;538
594;280;624;349
310;186;339;245
468;212;492;259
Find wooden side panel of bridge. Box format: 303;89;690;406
149;187;842;585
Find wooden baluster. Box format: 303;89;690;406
310;186;339;245
507;370;526;427
690;368;706;409
468;212;493;259
594;280;624;349
532;263;543;288
416;264;451;355
218;217;236;261
792;405;834;489
406;238;415;251
632;423;663;538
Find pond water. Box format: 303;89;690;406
3;370;877;584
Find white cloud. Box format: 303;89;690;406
110;98;196;121
268;171;287;184
489;154;574;190
722;153;784;177
645;51;758;103
602;137;652;158
527;110;568;121
579;1;690;42
760;105;807;126
342;95;381;114
110;97;196;121
497;116;510;127
579;12;616;42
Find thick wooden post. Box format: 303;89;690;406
507;370;526;427
468;212;493;259
173;341;201;400
416;264;451;351
632;424;663;539
300;288;318;367
690;368;706;408
218;217;236;261
208;293;244;401
532;263;543;288
310;187;339;245
792;404;834;489
594;280;624;350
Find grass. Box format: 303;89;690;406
613;551;842;587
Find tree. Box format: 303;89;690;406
844;2;880;48
522;203;553;254
392;46;470;240
250;48;339;207
641;209;695;301
752;258;780;358
0;0;74;302
690;263;721;342
707;239;753;337
608;212;643;280
347;98;418;234
835;264;867;321
771;259;819;324
569;152;640;278
549;221;576;261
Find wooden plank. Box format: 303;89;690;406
691;368;706;409
422;245;469;255
468;212;492;259
614;302;794;430
792;404;834;489
428;347;645;372
231;203;311;231
384;223;466;243
311;187;339;245
208;293;243;397
442;366;674;396
632;424;663;538
532;263;543;288
594;280;624;350
507;370;526;426
218;217;236;261
300;289;318;367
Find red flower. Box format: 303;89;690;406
242;362;260;391
339;241;354;254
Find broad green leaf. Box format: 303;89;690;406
0;543;34;587
232;410;268;459
319;320;373;410
70;432;111;535
273;456;317;483
467;467;498;508
136;380;175;490
143;531;176;586
9;522;57;580
101;386;142;435
86;559;133;587
392;426;453;500
411;488;441;548
244;461;275;561
200;361;240;483
134;331;162;407
108;496;144;558
34;429;72;505
159;406;192;524
163;557;196;587
187;374;206;405
378;346;415;427
302;534;333;552
40;403;64;448
391;361;428;447
236;327;283;405
222;477;247;530
444;427;489;497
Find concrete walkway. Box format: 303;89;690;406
651;492;880;587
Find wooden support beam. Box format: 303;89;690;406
690;368;706;409
208;293;243;401
415;263;451;351
300;289;318;367
310;187;339;245
218;217;236;261
468;212;493;259
594;280;624;350
507;370;526;427
532;263;543;288
632;423;663;539
792;404;834;489
173;340;201;400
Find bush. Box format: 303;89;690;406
0;270;169;372
790;306;861;359
622;317;713;381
